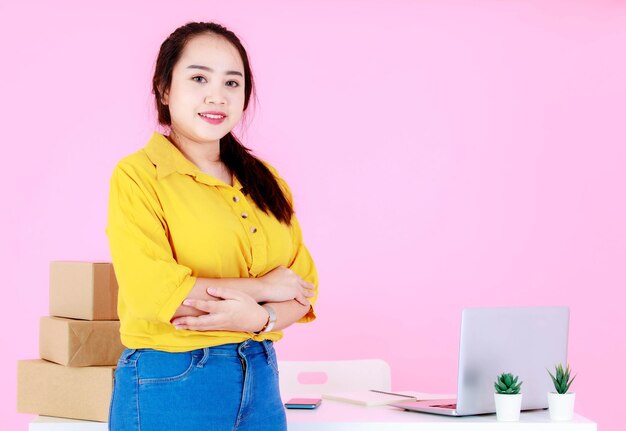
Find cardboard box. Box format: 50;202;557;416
17;359;114;422
39;316;124;367
50;261;118;320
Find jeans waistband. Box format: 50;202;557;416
119;340;273;364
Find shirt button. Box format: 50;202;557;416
241;212;248;219
233;196;240;203
250;227;257;234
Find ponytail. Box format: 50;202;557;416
221;132;293;224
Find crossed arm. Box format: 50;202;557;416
169;266;316;333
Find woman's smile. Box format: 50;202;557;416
198;111;227;125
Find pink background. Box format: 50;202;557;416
1;0;624;429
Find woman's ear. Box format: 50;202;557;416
161;88;169;105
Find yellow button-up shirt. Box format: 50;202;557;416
106;132;318;351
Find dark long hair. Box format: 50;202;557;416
152;22;293;224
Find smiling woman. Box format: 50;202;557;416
161;34;246;164
106;22;318;431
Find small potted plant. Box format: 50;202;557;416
547;363;576;421
494;372;523;421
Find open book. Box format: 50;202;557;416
322;390;454;407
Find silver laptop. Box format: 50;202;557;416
391;306;569;416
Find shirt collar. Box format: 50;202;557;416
144;132;199;179
143;132;242;190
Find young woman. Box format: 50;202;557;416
106;22;318;431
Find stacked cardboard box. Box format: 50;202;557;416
17;262;124;422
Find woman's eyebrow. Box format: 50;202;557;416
186;64;243;77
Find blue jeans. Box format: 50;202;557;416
108;340;286;431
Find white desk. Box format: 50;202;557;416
30;399;597;430
284;400;596;430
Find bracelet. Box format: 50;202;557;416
255;310;270;334
255;304;277;334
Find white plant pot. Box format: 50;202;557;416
494;393;522;422
548;392;575;421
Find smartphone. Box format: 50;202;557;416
284;398;322;409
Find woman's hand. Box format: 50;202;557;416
170;287;268;332
258;266;315;306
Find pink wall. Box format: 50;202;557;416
2;0;624;428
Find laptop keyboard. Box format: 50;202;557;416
433;403;457;409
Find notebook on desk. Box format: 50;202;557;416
323;390;453;407
390;307;569;417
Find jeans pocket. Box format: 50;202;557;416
110;359;140;430
137;350;198;385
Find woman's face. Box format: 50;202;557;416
163;33;246;145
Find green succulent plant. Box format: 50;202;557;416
494;372;523;395
548;363;576;394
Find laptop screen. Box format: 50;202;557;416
456;307;569;415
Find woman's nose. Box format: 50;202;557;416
204;85;226;105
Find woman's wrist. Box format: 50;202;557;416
253;304;271;333
253;304;278;334
252;277;269;303
260;304;277;333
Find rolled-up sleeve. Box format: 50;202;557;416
106;164;197;324
273;168;318;323
288;214;318;323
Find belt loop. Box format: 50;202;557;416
197;347;210;368
120;348;137;362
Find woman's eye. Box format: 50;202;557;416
192;76;207;83
226;80;240;87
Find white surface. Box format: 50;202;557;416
278;359;392;396
30;398;597;430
